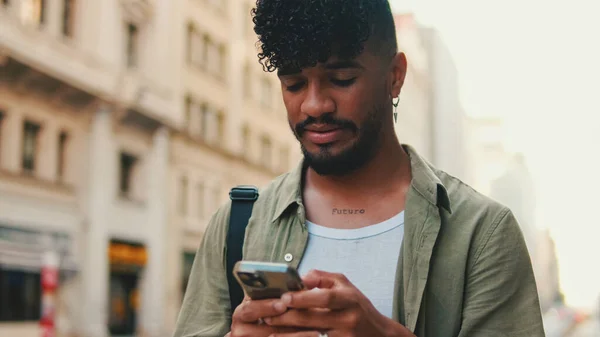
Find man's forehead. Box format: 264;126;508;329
276;57;366;77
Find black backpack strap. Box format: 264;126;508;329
226;185;259;315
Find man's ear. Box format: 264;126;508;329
390;52;408;98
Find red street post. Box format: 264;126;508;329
40;251;59;337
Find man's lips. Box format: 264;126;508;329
303;127;344;144
304;124;341;133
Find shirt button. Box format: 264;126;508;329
284;253;293;262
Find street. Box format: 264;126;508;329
568;317;600;337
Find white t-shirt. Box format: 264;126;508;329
297;211;405;318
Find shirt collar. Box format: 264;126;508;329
270;144;452;223
402;144;452;214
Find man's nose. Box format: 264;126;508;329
300;83;335;118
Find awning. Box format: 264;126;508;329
0;242;41;272
0;225;79;274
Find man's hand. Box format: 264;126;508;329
227;295;304;337
263;270;416;337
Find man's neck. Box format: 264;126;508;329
305;135;412;198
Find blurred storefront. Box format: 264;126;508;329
0;224;77;337
108;240;146;337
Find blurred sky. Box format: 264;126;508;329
390;0;600;309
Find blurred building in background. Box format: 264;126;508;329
467;116;510;195
393;14;433;160
164;0;299;335
468;117;563;314
392;14;475;187
419;26;474;185
535;229;563;312
0;1;298;337
489;153;537;253
488;153;564;314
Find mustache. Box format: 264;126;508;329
295;115;358;136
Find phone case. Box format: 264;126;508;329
233;261;305;300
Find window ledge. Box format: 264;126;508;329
0;168;75;196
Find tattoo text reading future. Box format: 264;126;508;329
332;208;366;215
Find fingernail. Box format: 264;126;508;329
273;301;286;312
281;293;292;304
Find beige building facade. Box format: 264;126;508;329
163;0;301;335
0;0;298;337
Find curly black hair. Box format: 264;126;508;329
252;0;398;73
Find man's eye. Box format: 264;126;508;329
331;78;357;87
285;82;305;92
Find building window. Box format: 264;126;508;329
0;268;41;322
216;111;225;144
20;0;46;27
184;95;192;127
207;40;217;74
179;175;188;216
196;182;204;219
57;131;68;181
62;0;76;37
125;23;138;68
186;23;194;63
200;104;219;144
187;24;205;67
218;45;226;78
0;110;4;165
119;152;137;197
202;35;210;69
22;121;41;174
187;24;199;65
199;103;208;138
260;136;271;167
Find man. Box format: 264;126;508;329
174;0;545;336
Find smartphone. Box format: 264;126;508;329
233;261;305;300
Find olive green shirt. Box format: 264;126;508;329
174;144;545;337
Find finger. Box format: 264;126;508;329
280;287;357;310
234;298;288;323
265;308;343;330
230;322;298;337
302;270;349;290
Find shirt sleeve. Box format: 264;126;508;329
173;201;233;337
458;208;546;337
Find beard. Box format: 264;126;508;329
291;104;384;176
